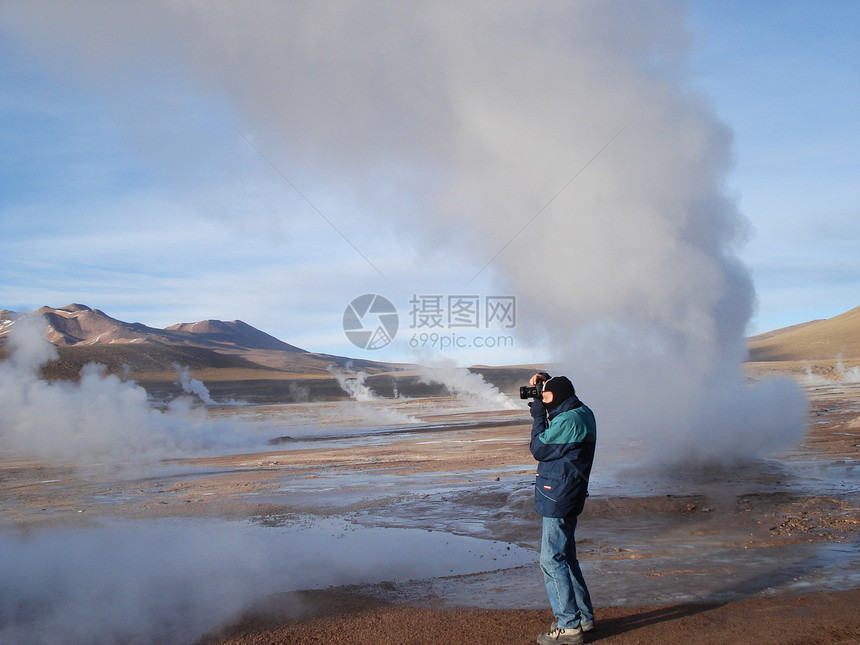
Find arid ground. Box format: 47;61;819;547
1;374;858;644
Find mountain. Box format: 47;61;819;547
164;319;304;352
0;304;395;380
0;303;306;352
748;305;860;361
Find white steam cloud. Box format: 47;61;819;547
0;1;809;461
418;359;518;411
802;355;860;385
174;363;245;406
0;317;264;463
329;366;420;425
0;516;533;645
0;520;283;645
329;366;381;403
174;363;217;404
834;357;860;383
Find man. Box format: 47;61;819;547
528;372;597;645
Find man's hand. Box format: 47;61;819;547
529;399;546;418
529;372;549;387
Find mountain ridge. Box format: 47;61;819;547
0;304;397;379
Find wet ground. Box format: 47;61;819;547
0;382;858;644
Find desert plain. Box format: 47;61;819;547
0;375;858;644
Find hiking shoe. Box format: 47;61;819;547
537;625;583;645
549;620;594;633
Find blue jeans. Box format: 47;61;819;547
540;515;593;629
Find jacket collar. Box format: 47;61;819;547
547;394;582;420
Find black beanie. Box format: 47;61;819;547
543;376;576;411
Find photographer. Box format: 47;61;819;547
527;372;597;644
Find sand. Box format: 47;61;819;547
201;588;860;645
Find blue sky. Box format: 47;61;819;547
689;1;859;329
1;1;857;366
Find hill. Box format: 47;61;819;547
0;304;401;386
748;305;860;362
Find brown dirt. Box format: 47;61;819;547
199;588;860;645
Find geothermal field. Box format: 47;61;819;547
1;359;858;644
3;1;857;642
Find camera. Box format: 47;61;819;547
519;382;544;400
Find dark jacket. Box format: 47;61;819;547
530;395;597;518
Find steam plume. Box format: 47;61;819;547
0;1;809;460
0;316;261;463
174;363;217;404
329;366;420;424
174;363;245;406
418;359;518;411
